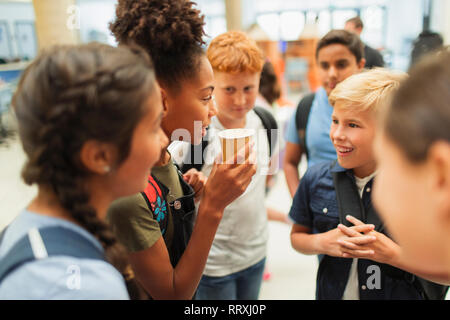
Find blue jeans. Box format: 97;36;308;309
195;258;266;300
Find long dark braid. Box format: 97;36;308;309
13;43;156;276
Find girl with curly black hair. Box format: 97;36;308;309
107;0;256;300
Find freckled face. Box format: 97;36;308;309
213;71;260;125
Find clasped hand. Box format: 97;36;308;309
335;215;400;265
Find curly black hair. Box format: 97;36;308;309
110;0;207;92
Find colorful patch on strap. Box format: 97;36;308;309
143;175;168;235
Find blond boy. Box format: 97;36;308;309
287;68;438;300
194;31;269;300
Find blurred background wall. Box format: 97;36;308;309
0;0;449;121
1;0;449;65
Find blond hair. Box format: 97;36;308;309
207;31;264;74
329;68;407;115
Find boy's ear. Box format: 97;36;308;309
79;140;115;175
428;141;450;226
358;58;366;70
160;87;169;116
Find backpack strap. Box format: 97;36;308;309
331;165;367;228
295;93;315;159
253;106;278;158
141;174;169;235
142;175;164;205
141;172;195;268
0;226;105;283
331;162;384;232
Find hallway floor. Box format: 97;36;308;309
260;169;318;299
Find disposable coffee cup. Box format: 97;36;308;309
218;128;255;164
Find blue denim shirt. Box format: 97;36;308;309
289;161;359;234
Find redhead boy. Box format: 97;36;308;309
194;31;270;300
284;30;366;197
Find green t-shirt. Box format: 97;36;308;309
107;157;183;253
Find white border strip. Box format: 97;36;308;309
28;228;48;259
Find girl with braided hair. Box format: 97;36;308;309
0;43;166;299
107;0;256;299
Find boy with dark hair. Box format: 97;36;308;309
284;30;365;197
194;30;270;300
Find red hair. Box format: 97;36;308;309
207;31;264;74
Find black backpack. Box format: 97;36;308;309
181;106;278;173
294;93;316;159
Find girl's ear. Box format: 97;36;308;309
79;140;115;175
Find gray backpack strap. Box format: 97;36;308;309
0;226;105;283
